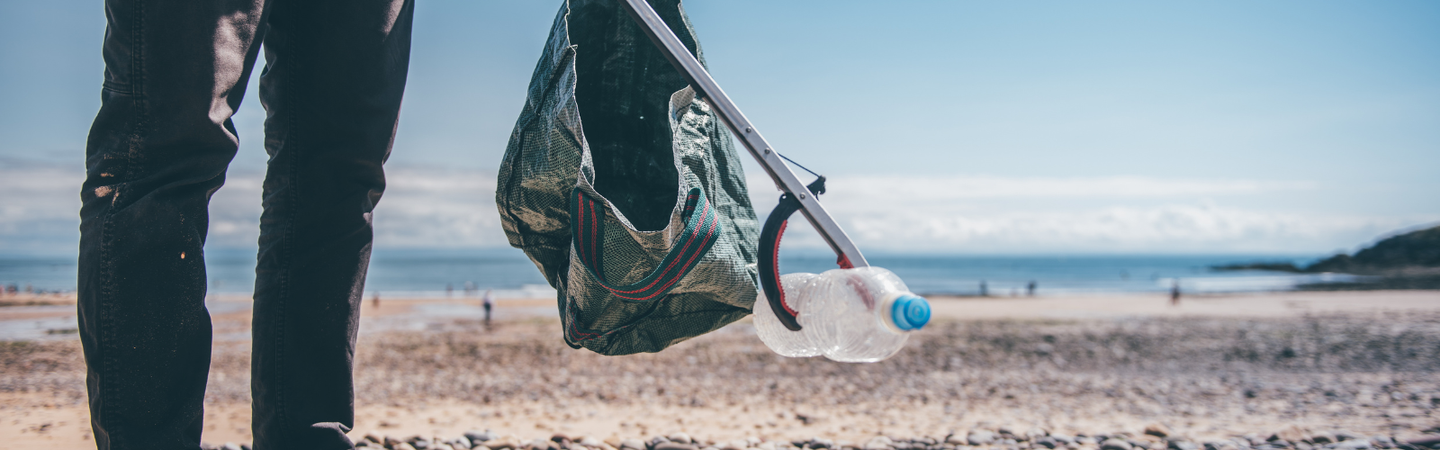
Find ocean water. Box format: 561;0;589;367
0;248;1356;298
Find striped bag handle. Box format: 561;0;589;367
569;187;720;302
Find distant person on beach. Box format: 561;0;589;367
1171;280;1182;306
482;289;494;327
979;280;988;297
75;1;414;448
1027;280;1037;296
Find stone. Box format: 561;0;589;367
1144;425;1170;439
1310;434;1336;445
1334;441;1372;450
1028;429;1051;440
813;439;836;449
395;445;418;450
486;437;523;450
1102;440;1134;450
970;432;997;446
622;439;648;450
435;445;455;450
656;444;700;450
1271;426;1308;444
468;431;500;444
864;438;893;450
1405;437;1440;448
454;437;473;449
721;440;748;450
1170;442;1199;450
581;438;605;447
1335;433;1364;443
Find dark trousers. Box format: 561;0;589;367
77;0;414;448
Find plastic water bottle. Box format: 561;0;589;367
753;267;931;362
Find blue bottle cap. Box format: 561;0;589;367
890;294;931;331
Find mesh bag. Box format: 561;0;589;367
495;0;759;355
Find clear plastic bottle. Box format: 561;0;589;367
753;267;931;362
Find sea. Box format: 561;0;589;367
0;248;1362;299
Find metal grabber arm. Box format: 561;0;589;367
619;0;867;331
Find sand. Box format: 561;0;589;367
2;290;1438;449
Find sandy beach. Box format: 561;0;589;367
2;290;1438;449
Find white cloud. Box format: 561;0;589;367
0;161;83;254
745;174;1432;254
206;166;509;248
0;164;1432;255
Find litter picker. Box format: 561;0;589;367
620;0;868;331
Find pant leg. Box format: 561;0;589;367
249;0;414;448
78;0;268;449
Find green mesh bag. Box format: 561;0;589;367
495;0;759;355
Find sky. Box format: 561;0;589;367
1;0;1437;256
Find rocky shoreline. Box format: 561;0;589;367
199;426;1440;450
6;307;1440;448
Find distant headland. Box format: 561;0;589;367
1213;224;1440;289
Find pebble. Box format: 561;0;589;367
487;437;524;450
1102;439;1134;450
467;431;500;444
1145;424;1171;439
194;426;1432;450
621;439;647;450
970;432;997;446
1170;442;1199;450
1333;441;1372;450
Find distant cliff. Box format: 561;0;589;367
1212;224;1440;290
1306;225;1440;274
1215;225;1440;274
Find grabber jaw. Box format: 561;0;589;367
758;178;829;332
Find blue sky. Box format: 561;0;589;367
1;0;1437;256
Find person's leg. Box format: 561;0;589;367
249;0;414;447
78;0;268;448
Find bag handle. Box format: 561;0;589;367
570;187;721;302
757;177;844;331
